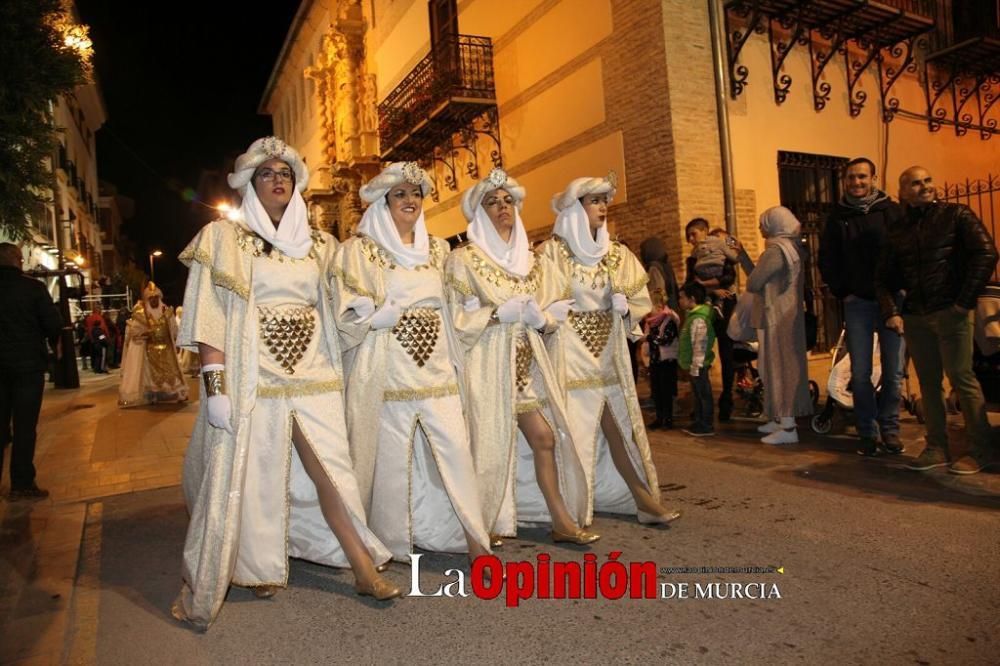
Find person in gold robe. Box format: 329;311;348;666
537;173;681;526
171;137;398;632
332;161;491;563
118;282;189;407
444;168;597;546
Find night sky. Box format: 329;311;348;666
75;1;300;301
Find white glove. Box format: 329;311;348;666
463;296;482;313
522;299;545;330
545;299;575;323
206;395;233;434
611;293;629;317
370;299;401;330
495;297;525;324
346;295;376;321
689;366;700;378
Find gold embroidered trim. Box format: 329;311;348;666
467;246;540;295
235;226;327;262
620;273;649;298
258;378;344;399
383;384;459;402
392;308;440;367
445;273;474;297
568;310;614;358
258;305;316;374
515;398;549;414
515;333;533;392
179;247;250;300
556;238;623;290
566;375;618;391
360;236;444;271
332;267;376;300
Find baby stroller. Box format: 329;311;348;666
733;340;764;417
732;340;820;418
810;327;920;434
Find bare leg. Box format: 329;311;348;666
291;419;383;587
518;410;580;534
600;405;678;521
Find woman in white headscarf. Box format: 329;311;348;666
747;206;813;444
444;168;597;546
538;174;681;526
332;162;491;563
172;137;398;632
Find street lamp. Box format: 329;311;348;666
149;249;163;281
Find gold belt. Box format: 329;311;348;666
392;307;440;367
568;310;613;358
258;305;316;374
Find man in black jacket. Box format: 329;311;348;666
0;243;62;499
819;157;906;457
876;166;999;475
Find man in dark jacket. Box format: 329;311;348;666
819;157;906;457
876;166;999;475
0;243;62;499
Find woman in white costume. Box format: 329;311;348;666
444;168;598;546
538;173;681;526
332;162;491;562
172;137;398;631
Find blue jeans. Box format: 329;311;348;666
843;296;906;438
690;371;714;430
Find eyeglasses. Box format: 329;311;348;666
483;196;514;208
256;168;293;182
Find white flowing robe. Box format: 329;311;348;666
443;244;589;533
537;238;660;523
173;220;390;630
332;234;490;561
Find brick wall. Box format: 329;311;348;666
603;0;726;278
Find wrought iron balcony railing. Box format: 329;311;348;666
378;34;497;161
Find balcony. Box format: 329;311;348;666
926;1;1000;75
924;1;1000;138
725;0;936;115
378;34;497;162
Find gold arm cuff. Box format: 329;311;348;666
203;369;226;396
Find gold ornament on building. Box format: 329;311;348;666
392;308;440;367
258;306;316;374
568;311;613;358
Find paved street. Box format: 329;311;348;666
1;367;998;664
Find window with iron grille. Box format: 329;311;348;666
777;150;849;352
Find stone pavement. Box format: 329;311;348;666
0;358;997;664
0;369;198;664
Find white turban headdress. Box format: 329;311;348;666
226;136;313;260
357;162;435;269
551;172;618;266
461;168;531;277
226;136;309;196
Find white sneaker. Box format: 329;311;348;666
761;428;798;445
757;421;781;434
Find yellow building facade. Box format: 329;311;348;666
263;0;1000;346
